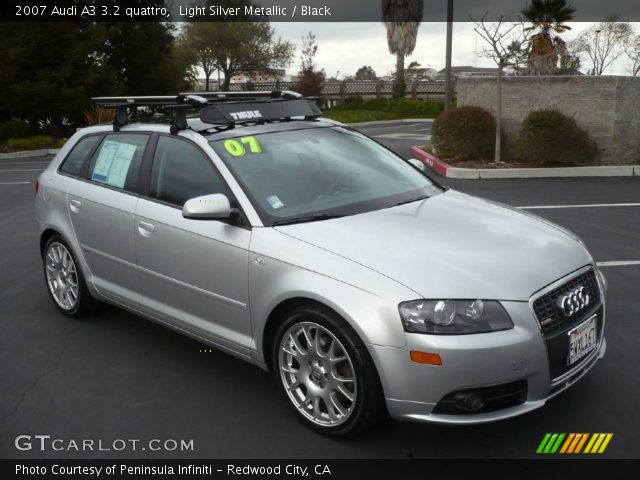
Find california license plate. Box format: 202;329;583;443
567;315;598;365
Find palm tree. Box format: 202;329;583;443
382;0;423;99
522;0;576;75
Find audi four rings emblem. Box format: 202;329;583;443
558;286;590;316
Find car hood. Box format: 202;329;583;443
274;190;592;301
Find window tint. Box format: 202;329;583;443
89;134;148;192
59;135;101;177
150;136;226;206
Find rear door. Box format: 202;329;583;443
67;133;149;306
134;135;252;350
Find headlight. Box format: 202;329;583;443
398;299;513;335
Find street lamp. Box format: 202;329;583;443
593;29;602;75
444;0;454;111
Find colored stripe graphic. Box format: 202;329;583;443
537;433;613;454
536;433;613;454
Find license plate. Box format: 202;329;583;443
567;315;598;365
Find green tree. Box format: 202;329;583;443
0;21;116;134
354;66;377;80
181;3;294;91
382;0;423;100
522;0;576;75
556;50;581;74
103;21;192;95
296;32;325;97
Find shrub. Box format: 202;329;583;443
323;99;444;123
6;135;65;151
516;109;599;166
431;106;496;161
0;119;32;140
84;105;114;125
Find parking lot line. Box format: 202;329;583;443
0;168;45;172
596;260;640;267
0;181;31;185
520;203;640;209
0;161;50;165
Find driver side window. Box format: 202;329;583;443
150;136;226;207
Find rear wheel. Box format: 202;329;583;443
43;235;96;317
273;304;385;436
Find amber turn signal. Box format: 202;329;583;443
410;351;442;366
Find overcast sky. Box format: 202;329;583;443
272;22;639;77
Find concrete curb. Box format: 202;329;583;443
0;149;59;160
347;118;434;127
410;146;639;179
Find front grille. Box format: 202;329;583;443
533;269;600;337
532;268;603;380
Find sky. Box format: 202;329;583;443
272;22;639;78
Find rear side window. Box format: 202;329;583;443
59;135;101;177
149;136;226;207
89;134;148;192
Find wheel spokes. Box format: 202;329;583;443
279;321;357;427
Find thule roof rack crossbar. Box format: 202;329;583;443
91;90;320;133
92;94;208;133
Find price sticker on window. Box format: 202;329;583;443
224;136;262;157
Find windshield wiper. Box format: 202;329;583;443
272;213;344;226
388;195;430;208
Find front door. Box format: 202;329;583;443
134;135;252;350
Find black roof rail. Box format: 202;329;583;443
92;94;208;133
179;90;302;101
91;90;319;133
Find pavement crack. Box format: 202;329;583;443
0;327;77;426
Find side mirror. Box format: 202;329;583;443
182;193;232;219
408;158;427;172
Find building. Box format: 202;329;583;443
230;69;287;84
435;66;500;80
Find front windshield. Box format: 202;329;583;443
210;126;442;226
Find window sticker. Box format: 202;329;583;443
266;195;284;209
224;136;262;157
92;140;137;188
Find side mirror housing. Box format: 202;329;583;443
408;158;427;172
182;193;232;219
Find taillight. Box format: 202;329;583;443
34;179;40;196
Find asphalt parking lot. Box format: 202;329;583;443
1;125;639;459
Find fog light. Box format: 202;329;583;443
452;392;485;412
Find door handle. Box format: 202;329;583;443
138;221;155;237
69;199;82;213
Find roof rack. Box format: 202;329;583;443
91;90;319;134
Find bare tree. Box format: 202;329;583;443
573;16;634;75
625;34;640;76
473;13;530;163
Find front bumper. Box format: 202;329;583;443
369;296;607;425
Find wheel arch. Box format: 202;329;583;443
262;296;331;371
40;228;63;257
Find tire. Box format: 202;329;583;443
42;235;97;317
272;304;385;436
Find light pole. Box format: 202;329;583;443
444;0;454;111
593;29;602;75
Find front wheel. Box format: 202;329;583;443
273;305;385;436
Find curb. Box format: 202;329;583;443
0;149;60;160
410;146;639;179
347;118;434;127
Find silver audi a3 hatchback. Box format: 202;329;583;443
35;92;607;436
